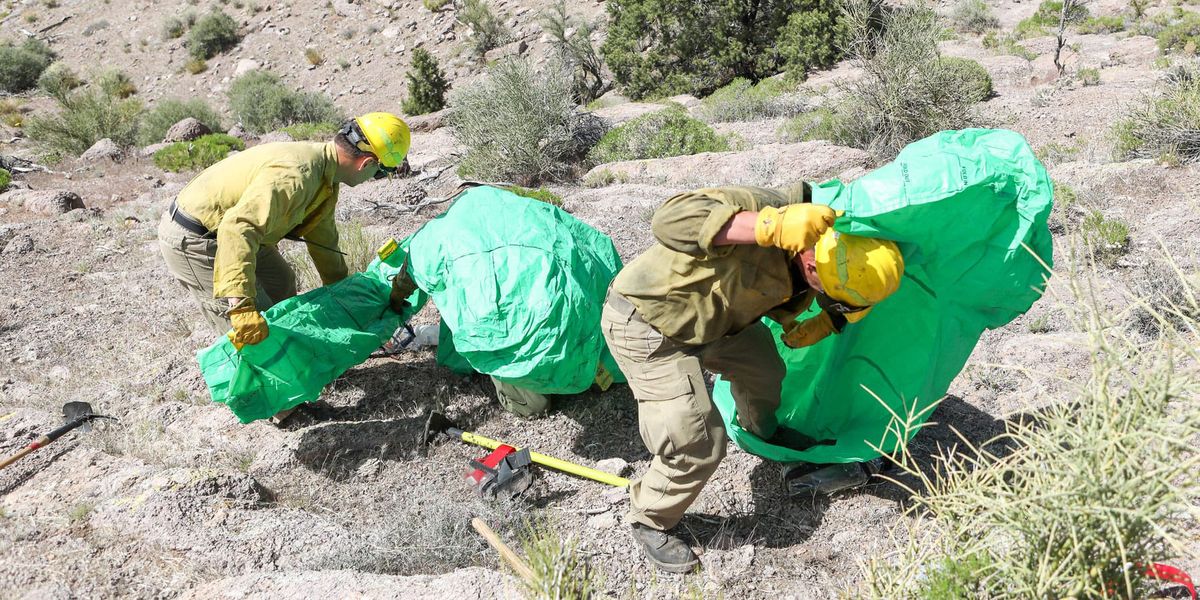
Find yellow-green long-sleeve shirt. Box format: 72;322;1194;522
175;141;347;299
613;185;815;345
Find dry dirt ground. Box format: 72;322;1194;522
2;0;1199;598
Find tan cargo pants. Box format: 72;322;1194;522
491;376;551;417
157;212;297;335
601;289;785;531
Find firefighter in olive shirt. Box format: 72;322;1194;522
602;184;905;572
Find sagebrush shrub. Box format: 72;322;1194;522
820;0;989;161
459;0;508;56
588;106;730;164
25;89;143;157
96;70;137;99
228;70;342;135
153;133;245;172
36;61;82;98
602;0;846;100
0;38;54;93
696;77;808;123
402;48;449;116
187;10;239;59
1076;14;1126;34
281;121;338;141
950;0;999;33
449;59;605;184
1113;63;1200;162
1156;11;1200;54
138;98;224;146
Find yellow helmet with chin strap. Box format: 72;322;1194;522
813;229;904;323
342;112;411;169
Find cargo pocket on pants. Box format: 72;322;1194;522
634;362;711;457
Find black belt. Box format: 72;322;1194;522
168;200;214;238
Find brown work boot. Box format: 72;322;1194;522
630;523;699;573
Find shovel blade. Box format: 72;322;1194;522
62;401;95;432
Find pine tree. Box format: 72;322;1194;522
402;49;450;116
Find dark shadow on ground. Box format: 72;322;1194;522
557;385;648;464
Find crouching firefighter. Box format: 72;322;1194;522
601;184;904;572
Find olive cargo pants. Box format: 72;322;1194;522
601;290;785;531
158;213;298;335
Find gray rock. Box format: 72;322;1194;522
596;457;631;477
163;117;212;143
406;108;448;132
483;39;528;63
3;234;34;254
586;513;618;530
591;102;671;126
0;190;86;215
140;142;171;158
234;59;261;77
227;124;250;139
258;131;295;144
80;138;122;162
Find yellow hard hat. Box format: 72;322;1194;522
348;112;411;168
814;230;904;323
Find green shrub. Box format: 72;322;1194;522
96;69;137;99
184;58;208;74
162;16;188;39
281;121;338;141
540;0;609;104
1113;63;1200;162
1076;14;1126;34
458;0;508;56
505;185;563;207
1077;66;1101;85
187;10;239;59
138;98;224;146
939;56;994;101
228;70;342;135
0;167;10;192
821;2;990;161
0;99;24;128
779;107;837;142
582;169;630;187
588;106;730;164
861;264;1200;597
1156;11;1200;53
449;59;606;184
777;0;850;81
0;38;55;93
423;0;451;10
402;48;449;116
949;0;1000;33
36;61;82;98
1081;210;1130;267
696;77;807;122
25;89;143;157
1036;141;1081;166
602;0;847;100
153;133;244;172
519;519;599;600
304;48;323;66
284;220;385;292
1014;0;1090;38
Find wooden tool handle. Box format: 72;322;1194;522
0;445;37;470
471;517;536;584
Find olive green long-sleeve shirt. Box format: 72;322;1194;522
176;142;347;299
613;185;816;345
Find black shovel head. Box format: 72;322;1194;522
63;401;95;432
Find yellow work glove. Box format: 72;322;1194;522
389;269;419;313
781;312;837;349
227;299;268;349
754;205;838;253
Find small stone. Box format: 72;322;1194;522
234;59;261;76
602;486;628;505
596;457;631;476
140;142;171;158
3;234;34;255
586;513;618;530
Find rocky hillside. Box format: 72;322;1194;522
1;0;1198;598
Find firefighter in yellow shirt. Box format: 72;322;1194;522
603;184;905;572
158;112;410;350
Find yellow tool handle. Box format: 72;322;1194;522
459;431;630;488
471;517;536;583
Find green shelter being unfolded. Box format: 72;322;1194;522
712;129;1055;463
